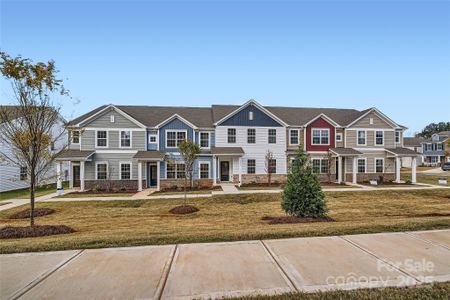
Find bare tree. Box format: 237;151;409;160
265;150;275;186
178;140;200;203
0;52;68;226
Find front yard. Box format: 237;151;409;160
1;189;449;253
0;182;69;201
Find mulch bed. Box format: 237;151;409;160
414;213;450;217
9;208;55;219
240;183;284;188
68;190;136;195
158;186;221;194
320;182;348;186
169;205;199;214
0;225;76;239
262;215;335;224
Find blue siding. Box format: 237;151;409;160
219;104;282;127
210;132;216;147
160;155;212;179
147;130;158;150
159;118;194;152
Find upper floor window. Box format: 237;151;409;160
357;130;366;145
148;133;157;143
199;162;210;179
247;159;256;174
357;159;366;173
200;132;210;148
437;143;443;151
71;131;80;144
227;128;236;143
375;131;384;145
395;131;401;143
249;111;254;120
268;129;276;144
96;130;108;148
96;162;108;180
166;131;186;148
120;162;131;180
312;128;329;145
120;131;131;148
20;166;27;181
247;128;256;144
289;129;299;145
336;133;343;142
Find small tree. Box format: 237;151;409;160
282;148;327;218
178;140;200;202
0;52;68;226
265;150;275;185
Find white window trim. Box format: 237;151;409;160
374;157;384;173
357;158;367;173
165;161;186;179
395;131;401;143
148;132;158;144
247;159;256;174
119;130;133;149
311;158;329;174
71;130;80;145
336;133;343;142
249;111;254;121
199;131;211;149
357;130;367;146
311;128;330;146
247;128;256;144
374;130;384;146
119;161;133;180
95;130;109;148
165;130;188;149
268;129;277;144
198;161;210;179
289;129;300;145
95;161;109;180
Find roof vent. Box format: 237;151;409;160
110;115;115;123
249;111;254;121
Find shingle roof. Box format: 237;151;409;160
133;151;165;160
67;105;108;126
404;137;429;146
329;148;362;156
210;147;244;155
55;150;95;161
385;148;420;156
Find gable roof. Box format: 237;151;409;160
346;107;400;128
404;137;429;146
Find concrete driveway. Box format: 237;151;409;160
1;230;449;300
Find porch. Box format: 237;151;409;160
133;151;165;192
210;147;245;186
55;150;95;192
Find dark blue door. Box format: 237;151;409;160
150;165;157;187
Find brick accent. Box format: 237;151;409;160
232;174;287;184
344;173;395;182
85;180;142;191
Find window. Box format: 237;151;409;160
311;159;328;174
166;131;186;148
20;166;27;181
120;163;131;180
357;130;366;145
71;131;80;144
321;159;329;174
357;159;366;173
290;130;299;145
437;143;443;151
227;128;236;143
375;131;384;145
96;131;108;147
247;128;256;144
96;163;108;180
166;163;185;179
110;115;115;123
247;159;256;174
375;158;384;173
312;129;329;145
268;159;276;173
268;129;276;144
336;133;342;142
395;131;401;143
120;131;131;148
148;133;157;143
199;162;209;179
200;132;210;148
249;111;254;120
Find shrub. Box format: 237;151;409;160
282;148;327;218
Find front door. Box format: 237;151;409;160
73;165;80;187
220;161;230;181
335;159;339;180
150;165;157;187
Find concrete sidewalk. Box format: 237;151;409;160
1;230;449;300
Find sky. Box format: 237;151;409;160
1;0;449;135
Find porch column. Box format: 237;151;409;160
337;156;343;183
212;156;217;186
156;161;161;191
238;157;242;187
138;161;143;191
411;157;417;184
56;161;62;190
69;161;73;189
80;161;85;192
395;157;401;183
352;157;357;184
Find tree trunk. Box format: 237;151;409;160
184;176;187;205
30;175;36;227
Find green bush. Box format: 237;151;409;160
282;149;327;218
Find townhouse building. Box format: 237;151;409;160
420;131;449;166
56;100;419;191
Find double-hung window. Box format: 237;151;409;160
96;130;108;147
268;129;276;144
20;166;27;181
120;131;131;148
290;130;299;145
268;159;276;173
375;131;384;145
199;162;209;179
357;159;366;173
120;162;131;180
247;159;256;174
395;131;401;143
200;132;210;148
71;131;80;144
437;143;443;151
166;163;185;179
311;159;328;174
312;129;329;145
96;163;108;180
336;133;342;142
166;131;186;148
375;158;384;173
357;130;366;145
247;128;256;144
227;128;236;143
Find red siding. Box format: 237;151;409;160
306;117;336;151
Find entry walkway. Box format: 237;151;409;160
1;230;449;299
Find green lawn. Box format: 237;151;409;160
232;281;450;300
151;190;213;196
55;192;135;198
1;189;449;254
238;184;355;190
402;173;449;186
0;182;69;201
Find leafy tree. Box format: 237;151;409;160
282;148;327;218
416;122;450;139
0;52;68;226
178;140;201;202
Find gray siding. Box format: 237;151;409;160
80;130;145;151
84;153;145;181
218;104;283;127
84;109;141;128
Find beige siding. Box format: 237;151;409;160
351;112;393;128
346;130;395;148
345;152;395;173
287;128;304;150
336;128;344;148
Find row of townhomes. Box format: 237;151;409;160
403;132;450;167
56;100;419;191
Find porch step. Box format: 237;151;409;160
220;184;239;193
133;188;154;197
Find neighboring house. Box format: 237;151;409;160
420;131;449;166
0;106;69;193
402;137;426;167
57;100;419;191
